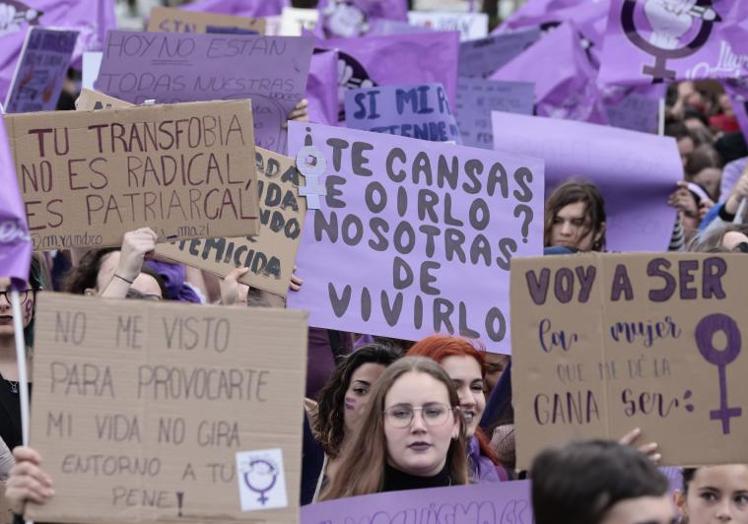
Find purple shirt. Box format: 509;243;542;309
467;435;508;483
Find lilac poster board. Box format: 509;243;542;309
4;28;78;113
94;31;314;153
345;83;461;143
599;0;748;86
288;122;544;353
458;27;541;79
301;480;532;523
604;92;660;134
492;112;681;252
456;78;534;148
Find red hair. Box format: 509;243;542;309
407;335;500;466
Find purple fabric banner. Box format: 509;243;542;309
94;31;314;153
458;27;541;79
455;78;534;148
598;0;748;86
316;0;408;38
306;49;339;126
5;28;78;113
0;117;32;287
183;0;288;17
0;0;115;104
288;122;544;353
491;22;608;124
301;480;532;522
344;83;461;143
492;112;681;252
322;31;460;121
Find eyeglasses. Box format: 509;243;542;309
383;403;455;429
0;289;35;304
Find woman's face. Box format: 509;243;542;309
680;465;748;524
343;362;386;434
440;355;485;437
549;201;600;251
0;278;35;338
383;371;459;477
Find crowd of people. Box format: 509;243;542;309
1;0;748;523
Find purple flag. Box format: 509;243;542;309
301;480;532;522
288;121;544;353
724;79;748;144
306;49;339;126
0;0;115;104
94;31;314;153
316;0;407;38
604;91;660;134
492;112;681;252
5;28;78;113
322;31;460;122
344;83;462;143
183;0;288;17
458;27;541;79
491;22;608;124
455;78;534;148
0;117;32;287
598;0;748;86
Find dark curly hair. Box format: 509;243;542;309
315;343;400;457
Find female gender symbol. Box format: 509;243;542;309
695;313;742;434
242;459;278;505
621;0;719;83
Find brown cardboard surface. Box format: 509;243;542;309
75;89;133;111
511;253;748;468
5;100;259;250
27;293;307;523
0;484;12;524
154;146;305;296
147;7;265;35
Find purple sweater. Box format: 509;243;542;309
467;435;509;483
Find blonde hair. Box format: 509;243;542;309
320;357;468;500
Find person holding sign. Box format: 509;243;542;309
308;343;401;501
407;335;510;483
544;180;607;253
677;465;748;523
320;357;467;500
531;440;674;524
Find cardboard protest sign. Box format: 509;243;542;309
604;91;660;134
4;100;259;251
288;121;544;352
512;253;748;468
344;83;461;143
155;146;306;297
27;292;308;522
301;479;532;523
74;88;132;111
0;487;12;524
456;78;534;149
147;6;265;35
94;31;314;152
407;11;488;41
4;28;78;113
599;0;748;86
458;27;541;79
492;112;681;252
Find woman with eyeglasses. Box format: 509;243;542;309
407;335;510;483
320;356;467;500
0;256;44;479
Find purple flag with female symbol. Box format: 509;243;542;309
0;0;115;103
288;121;544;353
183;0;288;17
0;117;31;286
492;112;682;252
598;0;748;86
322;31;460;122
491;22;608;124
